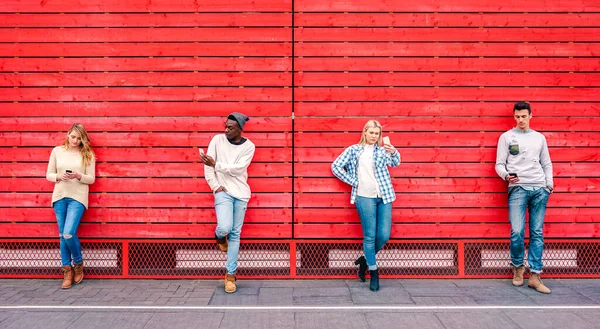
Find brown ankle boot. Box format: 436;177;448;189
224;273;237;293
511;265;525;286
528;272;551;294
215;234;228;252
73;262;84;284
61;265;73;289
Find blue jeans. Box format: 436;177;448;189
53;197;85;267
355;196;392;270
214;192;248;275
508;186;550;273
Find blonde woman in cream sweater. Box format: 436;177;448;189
46;123;96;289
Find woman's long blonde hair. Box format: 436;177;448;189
61;123;95;167
358;120;383;146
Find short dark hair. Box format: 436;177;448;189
513;101;531;114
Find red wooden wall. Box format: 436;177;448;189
0;0;599;278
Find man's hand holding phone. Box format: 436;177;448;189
199;148;216;167
506;172;519;183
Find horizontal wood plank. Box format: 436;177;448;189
1;0;291;12
0;193;291;208
293;223;600;239
294;132;600;147
0;223;292;239
0;132;292;147
295;193;600;208
0;208;292;223
295;58;600;72
295;28;600;42
0;58;291;72
294;208;600;223
0;117;292;132
0;147;292;163
0;102;290;117
1;163;292;178
294;102;600;117
294;147;600;163
296;0;600;12
0;13;291;27
295;13;600;27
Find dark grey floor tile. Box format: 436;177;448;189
262;280;349;288
209;290;258;306
295;312;368;329
349;285;414;305
527;294;597;306
257;288;293;306
412;296;476;305
366;312;446;329
71;312;153;329
292;287;350;298
504;310;596;329
436;311;521;329
218;310;294;329
143;312;223;329
0;311;83;329
573;310;600;328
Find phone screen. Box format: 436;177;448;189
66;170;72;173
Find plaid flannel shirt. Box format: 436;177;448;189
331;144;401;204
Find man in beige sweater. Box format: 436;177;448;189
200;113;255;293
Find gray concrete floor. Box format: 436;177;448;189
1;278;599;328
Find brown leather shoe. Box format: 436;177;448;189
73;262;84;284
511;265;525;286
528;272;551;294
215;234;228;252
61;265;73;289
224;273;237;293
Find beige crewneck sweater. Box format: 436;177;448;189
204;134;255;202
46;146;96;209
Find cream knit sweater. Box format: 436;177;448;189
46;146;96;209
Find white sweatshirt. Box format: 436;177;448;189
204;134;255;202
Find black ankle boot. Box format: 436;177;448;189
354;256;367;282
369;269;380;292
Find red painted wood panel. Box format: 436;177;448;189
0;102;289;117
294;117;598;132
295;13;600;27
1;163;292;178
293;223;600;239
0;208;292;224
295;73;599;87
0;43;291;57
294;132;600;147
0;58;292;72
0;88;290;102
295;28;600;42
1;0;293;12
0;118;292;132
0;13;291;27
2;28;290;43
0;223;293;239
295;178;599;193
293;148;600;163
0;132;293;147
0;193;291;208
294;208;600;224
0;177;292;193
1;72;291;87
294;102;600;117
295;163;600;178
295;193;600;208
1;147;292;163
294;88;600;102
295;58;600;72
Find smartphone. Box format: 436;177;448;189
508;172;518;178
198;148;205;156
382;136;391;146
66;170;72;173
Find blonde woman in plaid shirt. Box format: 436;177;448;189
331;120;401;291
